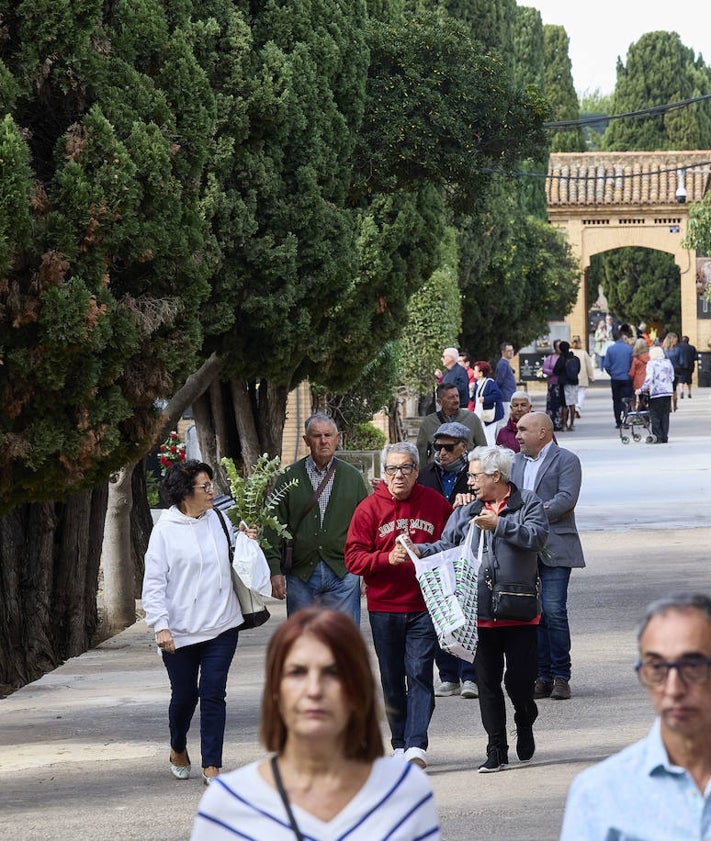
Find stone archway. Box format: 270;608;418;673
547;151;711;349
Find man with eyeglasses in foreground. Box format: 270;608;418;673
345;442;452;770
560;593;711;841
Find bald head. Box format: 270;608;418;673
515;411;553;458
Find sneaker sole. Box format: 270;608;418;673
460;690;478;699
478;763;510;773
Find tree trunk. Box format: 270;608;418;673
0;487;108;693
230;380;262;471
130;460;153;596
258;379;290;457
102;467;137;634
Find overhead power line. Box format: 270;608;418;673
543;93;711;130
482;161;711;181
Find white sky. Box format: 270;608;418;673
523;0;709;95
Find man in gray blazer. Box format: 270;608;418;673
511;412;585;700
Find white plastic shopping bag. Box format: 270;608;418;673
400;523;480;662
233;529;272;598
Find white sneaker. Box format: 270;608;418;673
434;680;460;697
404;747;427;769
460;680;479;699
392;748;405;759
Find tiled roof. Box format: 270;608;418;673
547;151;711;207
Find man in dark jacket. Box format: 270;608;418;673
418;422;478;699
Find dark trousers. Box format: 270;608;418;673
369;610;437;751
162;626;239;768
610;379;633;426
435;646;477;683
474;625;538;752
648;395;671;443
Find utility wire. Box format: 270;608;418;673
482;161;711;181
543;93;711;129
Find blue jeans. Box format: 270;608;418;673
162;626;239;768
537;563;572;681
435;646;477;683
369;610;437;751
286;561;361;626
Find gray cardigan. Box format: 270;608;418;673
417;484;549;621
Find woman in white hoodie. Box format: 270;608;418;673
143;460;249;785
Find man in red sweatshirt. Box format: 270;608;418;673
345;442;452;770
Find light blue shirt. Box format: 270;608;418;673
560;719;711;841
522;441;554;490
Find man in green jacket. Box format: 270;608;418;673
264;413;369;624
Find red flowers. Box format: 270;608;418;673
159;431;186;473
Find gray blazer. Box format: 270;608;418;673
511;444;585;569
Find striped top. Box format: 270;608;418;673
190;756;441;841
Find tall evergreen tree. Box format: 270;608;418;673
0;0;215;689
512;5;548;218
595;31;711;335
603;31;711;151
543;25;586;152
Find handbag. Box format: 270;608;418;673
482;531;539;622
474;379;496;423
216;512;271;630
280;461;337;574
403;523;480;663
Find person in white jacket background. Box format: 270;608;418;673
142;459;255;785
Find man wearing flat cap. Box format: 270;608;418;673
417;421;479;700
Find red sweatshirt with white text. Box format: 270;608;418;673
345;482;452;613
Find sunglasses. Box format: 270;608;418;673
434;443;457;453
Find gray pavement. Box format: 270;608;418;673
2;384;711;840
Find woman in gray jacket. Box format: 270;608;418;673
416;446;548;773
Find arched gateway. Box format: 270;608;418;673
546;151;711;350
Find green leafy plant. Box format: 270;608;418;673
221;454;298;549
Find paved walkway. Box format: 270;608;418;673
2;385;710;840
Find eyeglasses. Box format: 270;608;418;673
383;464;416;477
194;481;214;493
434;443;457;453
635;658;711;687
467;472;488;480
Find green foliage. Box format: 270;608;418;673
316;343;399;444
543;26;586;153
685;194;711;255
589;248;681;332
345;422;387;451
603;32;711;151
222;454;298;548
460;211;580;357
0;1;215;510
397;226;461;392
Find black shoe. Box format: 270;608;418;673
478;746;509;773
516;726;535;762
550;678;571;700
533;679;553;699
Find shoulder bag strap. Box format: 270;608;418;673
215;510;234;561
293;460;337;531
271;756;305;841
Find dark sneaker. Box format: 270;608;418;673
478;747;509;773
550;678;571;700
516;726;535;762
533;679;553;699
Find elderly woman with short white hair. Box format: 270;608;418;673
414;446;548;773
637;345;674;443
